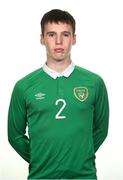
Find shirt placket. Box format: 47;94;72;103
57;76;65;98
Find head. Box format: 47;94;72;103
40;9;76;63
40;9;76;36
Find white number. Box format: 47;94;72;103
55;99;66;119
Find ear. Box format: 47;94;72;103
72;34;76;45
40;34;45;45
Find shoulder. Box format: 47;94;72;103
13;68;44;93
75;65;105;85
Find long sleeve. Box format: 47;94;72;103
8;82;30;162
93;77;109;153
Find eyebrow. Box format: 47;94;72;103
62;31;71;34
46;31;56;35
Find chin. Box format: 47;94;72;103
54;58;64;62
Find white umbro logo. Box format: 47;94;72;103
35;92;46;100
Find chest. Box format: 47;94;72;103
25;77;96;137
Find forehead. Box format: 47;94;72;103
44;22;73;33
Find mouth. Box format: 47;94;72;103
54;48;64;53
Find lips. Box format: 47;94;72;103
54;48;64;53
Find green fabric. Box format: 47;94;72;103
8;66;109;179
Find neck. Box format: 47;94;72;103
46;59;72;73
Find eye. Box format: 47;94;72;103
63;33;69;37
48;32;55;37
63;32;70;37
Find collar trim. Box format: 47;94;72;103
42;62;75;79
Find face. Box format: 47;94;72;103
40;22;76;62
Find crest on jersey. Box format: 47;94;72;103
74;87;88;102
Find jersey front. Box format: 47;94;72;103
8;65;109;179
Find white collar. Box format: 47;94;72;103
42;62;75;79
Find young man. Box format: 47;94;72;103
8;9;109;179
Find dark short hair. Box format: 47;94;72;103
40;9;76;35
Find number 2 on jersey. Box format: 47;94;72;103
55;99;66;119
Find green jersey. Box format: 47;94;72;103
8;63;109;179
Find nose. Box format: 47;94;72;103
56;35;62;45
